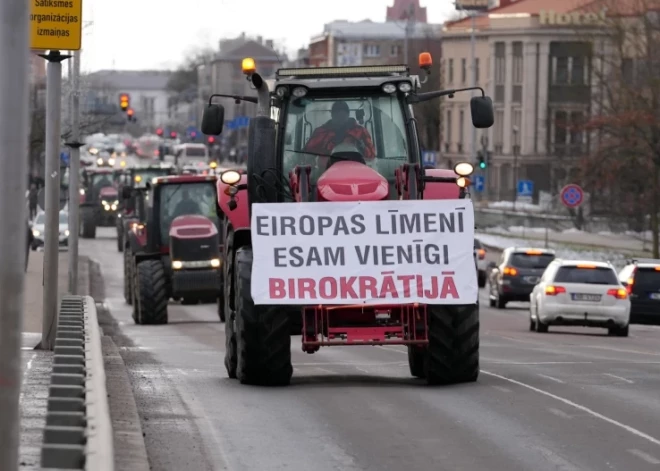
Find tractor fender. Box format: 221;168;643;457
422;169;460;200
217;175;249;230
134;251;163;265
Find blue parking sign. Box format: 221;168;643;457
422;151;437;166
517;180;534;197
473;175;484;192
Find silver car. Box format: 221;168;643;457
31;211;69;251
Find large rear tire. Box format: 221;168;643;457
407;346;426;378
425;304;480;385
136;259;169;325
123;249;132;305
117;227;124;252
234;247;292;386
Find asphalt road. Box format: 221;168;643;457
83;228;660;471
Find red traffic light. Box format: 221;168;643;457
127;108;134;117
156;128;163;136
207;136;215;144
191;131;197;138
170;131;177;138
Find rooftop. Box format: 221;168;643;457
214;38;283;63
312;20;442;42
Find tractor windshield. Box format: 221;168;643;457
282;93;409;194
158;182;218;245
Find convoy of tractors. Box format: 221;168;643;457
98;52;494;389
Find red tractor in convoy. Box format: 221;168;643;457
79;168;121;239
124;174;225;324
116;164;177;252
201;54;494;386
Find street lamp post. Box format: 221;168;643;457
512;125;519;210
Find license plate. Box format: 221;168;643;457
524;276;539;284
650;293;660;300
572;293;601;302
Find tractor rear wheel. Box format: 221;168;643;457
425;304;480;385
234;247;292;386
80;210;96;239
407;346;426;378
117;227;124;252
123;249;132;305
136;259;169;325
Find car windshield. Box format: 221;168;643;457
282;93;409;196
35;214;45;224
184;147;207;158
133;169;171;187
159;182;217;245
59;213;68;224
91;173;114;188
554;266;619;285
510;253;555;269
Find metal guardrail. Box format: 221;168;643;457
40;295;114;470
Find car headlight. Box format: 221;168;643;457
97;158;103;165
111;204;117;211
211;258;221;268
79;189;85;195
32;229;40;237
108;158;116;165
172;261;183;269
64;229;69;236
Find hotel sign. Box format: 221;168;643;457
539;8;607;26
455;0;489;12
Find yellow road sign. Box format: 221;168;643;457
30;0;83;51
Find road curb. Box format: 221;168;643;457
39;295;114;470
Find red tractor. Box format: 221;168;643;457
201;54;493;386
79;168;121;238
124;174;225;324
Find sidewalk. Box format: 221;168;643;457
20;251;86;469
480;226;652;254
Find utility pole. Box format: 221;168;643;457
0;0;30;468
403;4;415;65
481;133;489;201
39;50;70;350
470;12;477;171
66;50;82;294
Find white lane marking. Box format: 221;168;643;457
482;370;660;446
21;347;35;351
293;361;406;367
582;345;660;357
486;361;594;365
538;374;565;384
492;386;512;393
628;449;660;464
548;408;572;419
604;373;634;384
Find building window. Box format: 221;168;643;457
363;44;380;57
448;58;454;84
458;109;464;152
445;109;452;152
475;58;480;84
552;110;585;155
494;109;504;153
390;44;401;57
552;57;569;84
512;42;523;104
461;58;467;83
494;42;505;103
512;108;522;149
622;58;634;83
570;56;585;85
552;56;588;85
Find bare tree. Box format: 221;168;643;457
579;0;660;254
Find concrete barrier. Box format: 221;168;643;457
40;296;113;471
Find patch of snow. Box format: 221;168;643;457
561;228;583;234
487;201;543;213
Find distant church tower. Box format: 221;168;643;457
386;0;427;22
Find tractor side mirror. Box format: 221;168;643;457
470;96;494;129
201;104;225;135
121;186;132;199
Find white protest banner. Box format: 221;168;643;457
250;199;477;305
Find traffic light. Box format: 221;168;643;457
207;136;215;144
126;108;136;122
119;93;130;111
156;128;164;136
170;131;177;138
191;131;197;139
477;150;487;169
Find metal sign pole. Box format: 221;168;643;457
0;0;30;467
67;50;82;294
39;50;70;350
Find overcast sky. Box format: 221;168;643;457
79;0;457;72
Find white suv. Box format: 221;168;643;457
529;259;630;336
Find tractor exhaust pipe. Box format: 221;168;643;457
250;72;271;118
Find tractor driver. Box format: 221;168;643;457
171;189;202;218
303;101;376;166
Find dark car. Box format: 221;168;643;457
618;258;660;324
488;247;556;309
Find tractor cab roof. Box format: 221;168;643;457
271;64;420;91
151;174;217;186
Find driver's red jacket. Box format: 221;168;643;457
303;119;376;160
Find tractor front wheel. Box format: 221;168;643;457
123;249;132;305
80;209;96;239
136;259;169;325
234;247;292;386
425;304;480;385
223;234;236;377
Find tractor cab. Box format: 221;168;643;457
78;168;122;238
125;174;224;324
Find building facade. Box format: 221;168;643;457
441;0;597;200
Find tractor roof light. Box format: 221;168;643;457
276;65;409;79
242;57;256;75
382;83;397;94
134;175;142;182
292;86;307;97
209;161;217;169
454;162;474;177
220;170;241;185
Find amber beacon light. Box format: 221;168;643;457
242;57;256;74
